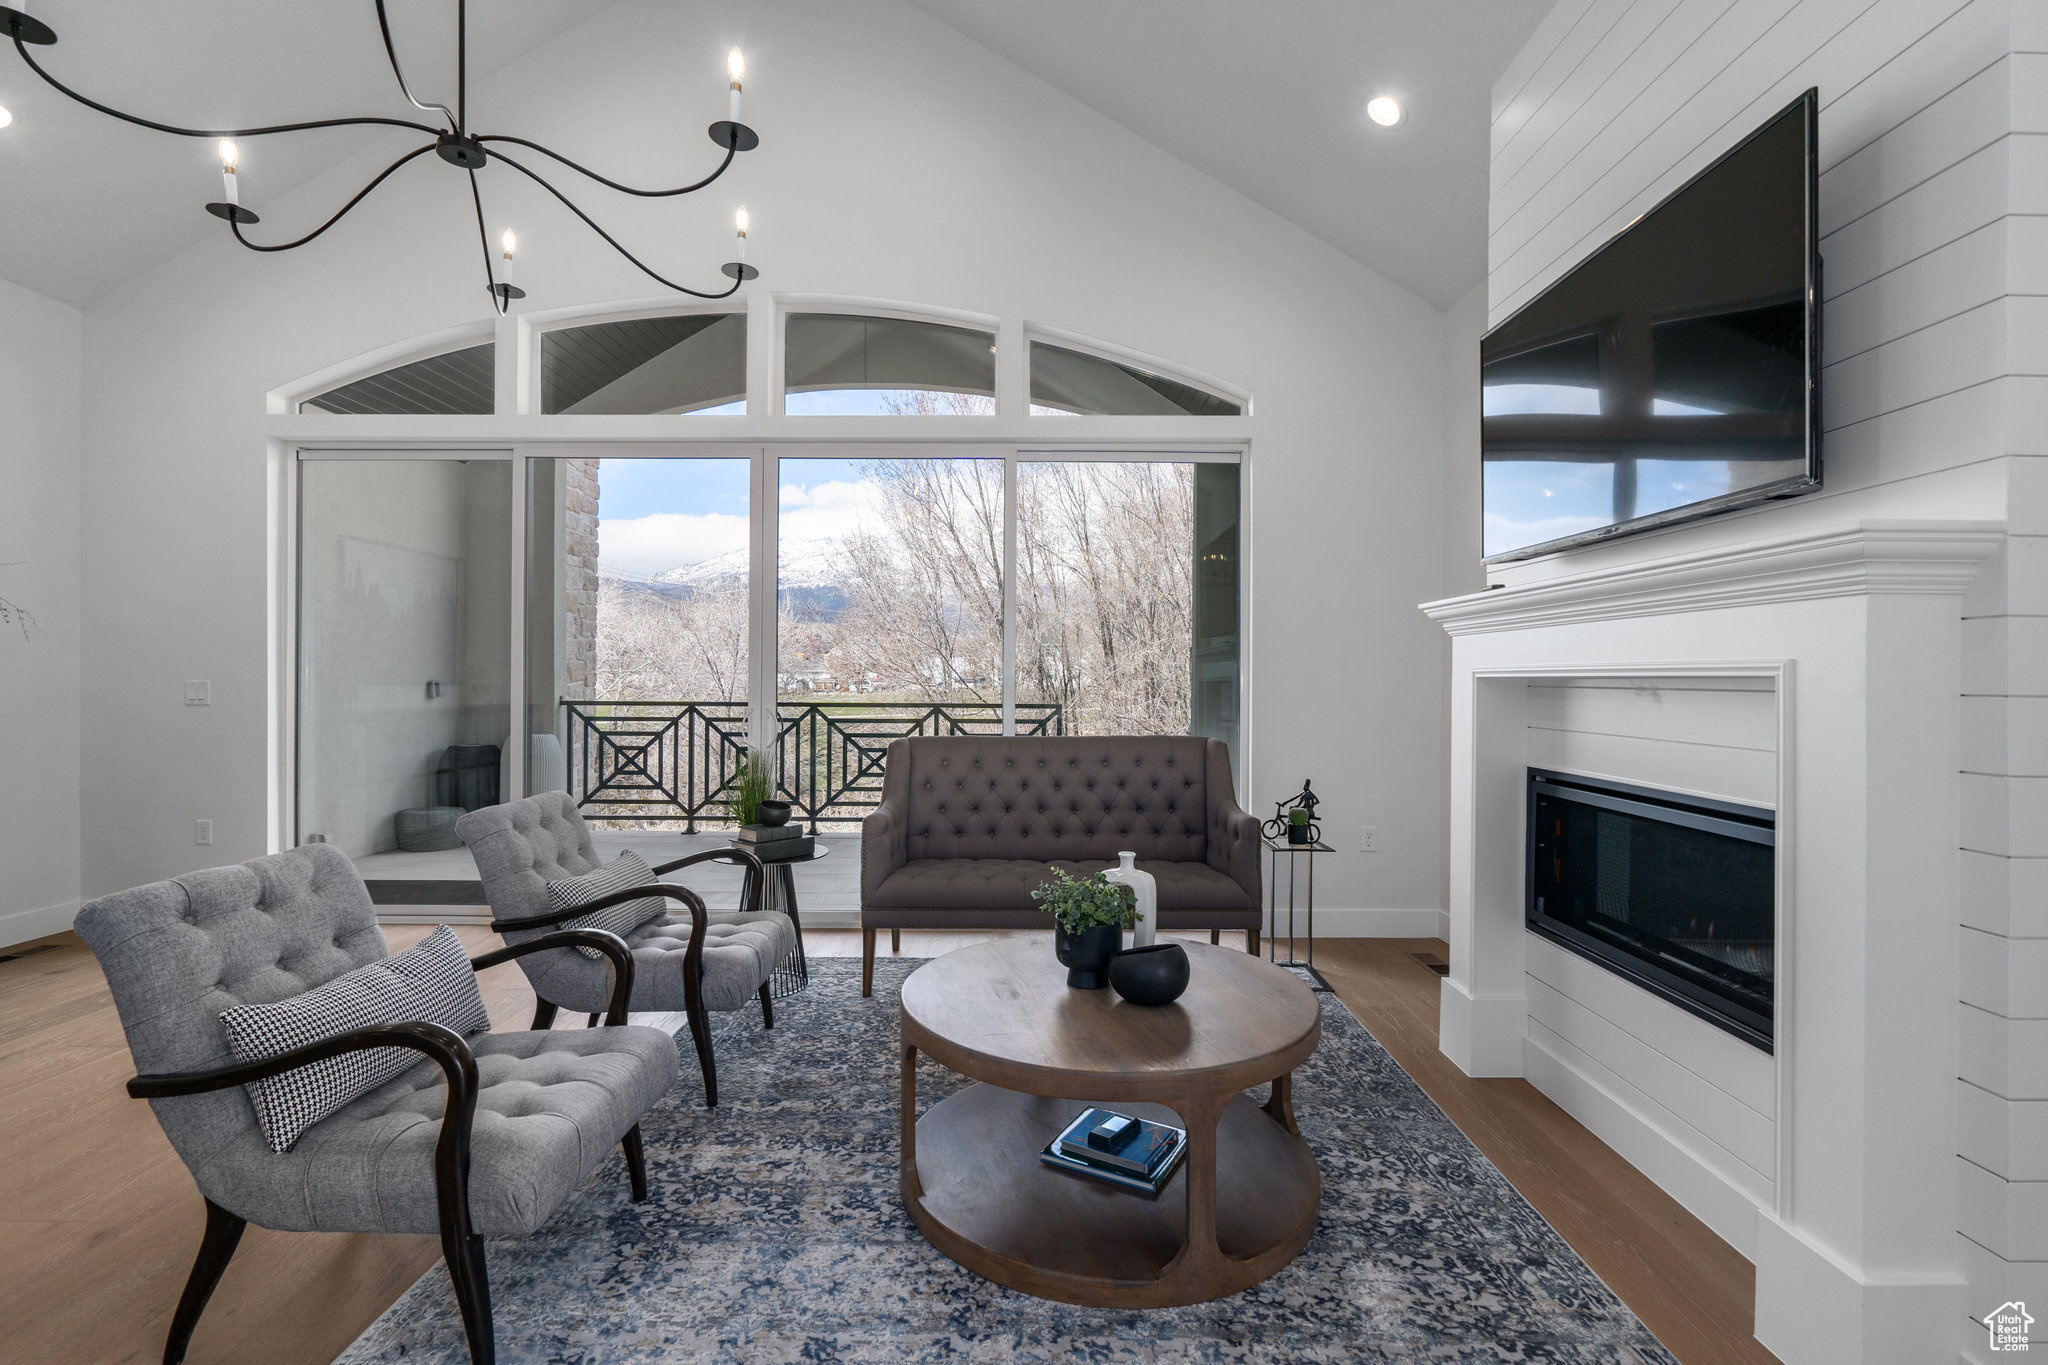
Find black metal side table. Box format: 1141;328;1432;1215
1264;838;1335;992
734;844;821;998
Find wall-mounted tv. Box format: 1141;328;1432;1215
1480;89;1820;563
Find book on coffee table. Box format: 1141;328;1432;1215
1039;1109;1187;1196
739;835;815;863
736;823;803;844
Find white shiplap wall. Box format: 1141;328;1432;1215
1489;2;2046;1356
1524;680;1779;1231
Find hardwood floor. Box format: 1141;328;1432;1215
0;927;1775;1364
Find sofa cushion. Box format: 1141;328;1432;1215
897;736;1212;865
871;858;1254;912
544;850;667;957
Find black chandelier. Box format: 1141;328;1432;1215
0;0;760;314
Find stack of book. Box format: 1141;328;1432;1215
1039;1108;1187;1197
735;823;814;863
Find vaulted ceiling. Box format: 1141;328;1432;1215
0;1;1545;310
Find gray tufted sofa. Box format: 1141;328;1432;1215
860;735;1262;994
73;844;678;1365
457;791;797;1107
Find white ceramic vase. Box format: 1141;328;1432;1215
1103;850;1158;948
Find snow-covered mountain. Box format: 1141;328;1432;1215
607;535;851;619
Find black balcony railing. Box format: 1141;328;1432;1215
560;699;1065;830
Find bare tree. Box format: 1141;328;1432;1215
595;577;749;701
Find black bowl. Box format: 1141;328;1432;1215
755;800;793;827
1108;942;1190;1006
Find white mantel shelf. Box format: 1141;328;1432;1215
1420;520;2004;636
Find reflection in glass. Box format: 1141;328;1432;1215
1029;341;1242;416
540;314;746;415
785;314;995;415
297;459;511;853
301;343;495;415
1482;458;1616;560
1652;301;1803;418
1482;334;1600;417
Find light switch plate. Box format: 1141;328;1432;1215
195;819;214;846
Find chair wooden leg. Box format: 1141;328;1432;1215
529;999;558;1031
439;1218;495;1365
862;927;877;997
1211;929;1221;945
758;980;774;1029
891;928;901;952
162;1197;246;1365
1247;928;1260;955
684;974;718;1108
621;1124;649;1202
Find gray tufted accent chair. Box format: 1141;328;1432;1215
455;791;797;1108
859;735;1263;994
72;844;679;1365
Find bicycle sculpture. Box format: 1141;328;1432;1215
1262;779;1322;846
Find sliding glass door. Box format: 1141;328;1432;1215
296;457;512;855
298;446;1240;842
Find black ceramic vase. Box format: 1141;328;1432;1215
1054;924;1123;989
1108;942;1191;1006
755;799;793;827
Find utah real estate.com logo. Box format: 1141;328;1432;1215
1989;1301;2035;1352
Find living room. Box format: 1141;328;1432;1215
0;2;2039;1363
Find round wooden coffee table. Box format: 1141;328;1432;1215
898;937;1322;1308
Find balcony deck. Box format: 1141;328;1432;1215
353;829;864;928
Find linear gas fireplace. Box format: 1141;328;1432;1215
1526;769;1775;1051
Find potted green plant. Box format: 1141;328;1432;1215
728;749;773;828
1031;866;1136;989
1288;807;1311;845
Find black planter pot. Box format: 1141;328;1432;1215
755;800;793;828
1053;924;1123;989
1108;942;1191;1006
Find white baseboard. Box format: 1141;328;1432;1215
1752;1213;1965;1365
1522;1028;1761;1257
0;898;80;949
1295;907;1449;939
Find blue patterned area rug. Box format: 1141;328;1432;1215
338;958;1676;1364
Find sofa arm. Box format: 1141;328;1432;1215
862;803;906;902
1204;739;1262;907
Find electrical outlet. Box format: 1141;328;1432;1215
195;819;214;846
1360;825;1377;853
184;680;211;706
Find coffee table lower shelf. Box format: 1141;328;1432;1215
901;1082;1320;1308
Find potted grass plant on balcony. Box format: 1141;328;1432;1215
728;749;776;828
1032;866;1136;989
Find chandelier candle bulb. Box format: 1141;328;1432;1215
500;229;516;284
218;139;239;206
727;48;745;124
734;206;748;263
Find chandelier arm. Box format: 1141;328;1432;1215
11;33;444;138
472;135;738;198
468;169;505;316
489;150;743;299
373;0;459;131
225;143;441;252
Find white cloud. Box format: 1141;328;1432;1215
776;478;882;546
599;512;749;578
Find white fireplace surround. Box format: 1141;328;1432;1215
1423;520;2003;1365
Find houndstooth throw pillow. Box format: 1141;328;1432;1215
545;850;669;957
218;925;492;1154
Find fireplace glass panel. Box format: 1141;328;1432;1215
1528;770;1774;1049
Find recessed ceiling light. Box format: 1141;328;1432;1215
1366;96;1404;128
0;105;13;131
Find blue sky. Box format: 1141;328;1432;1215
596;455;878;577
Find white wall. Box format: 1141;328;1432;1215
1480;2;2047;1359
74;0;1453;926
0;276;82;947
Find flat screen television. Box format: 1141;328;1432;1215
1480;89;1820;563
